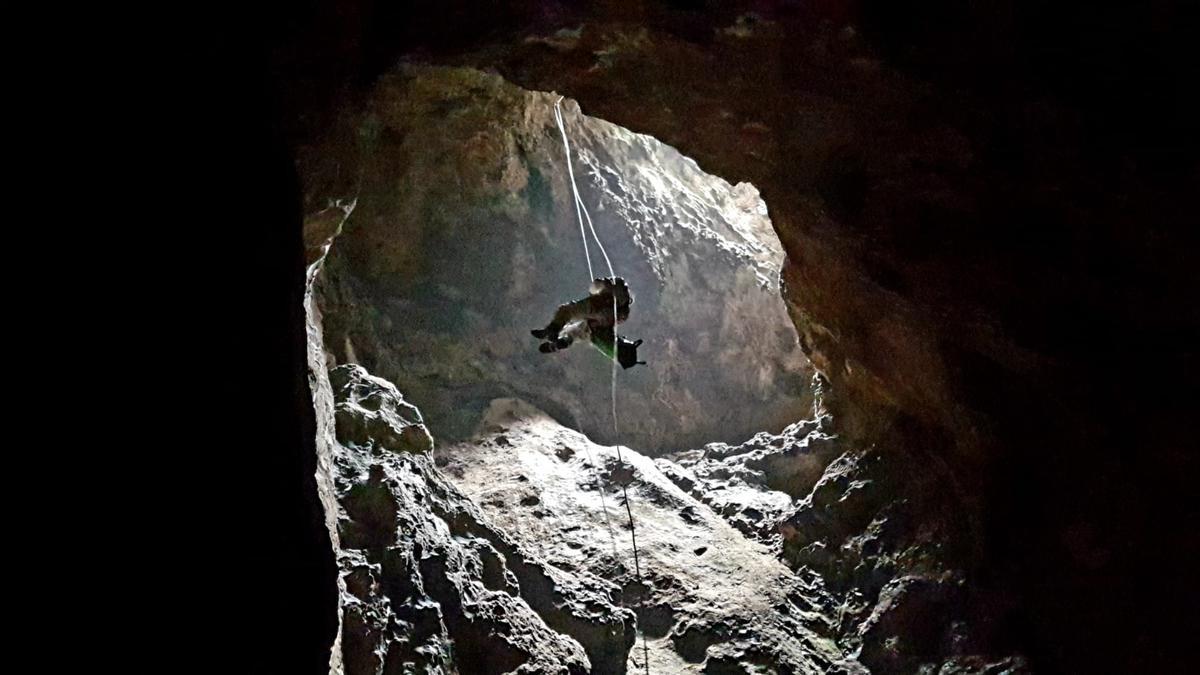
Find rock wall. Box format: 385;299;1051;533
658;375;1023;673
426;9;1194;671
297;62;1039;672
440;397;853;673
302;61;1030;673
281;3;1196;672
303;65;810;453
309;220;637;673
313;359;652;674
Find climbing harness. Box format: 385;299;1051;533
553;96;652;675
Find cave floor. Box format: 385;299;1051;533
438;398;847;673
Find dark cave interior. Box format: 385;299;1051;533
202;1;1197;673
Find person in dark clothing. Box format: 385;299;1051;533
532;277;632;338
531;276;646;368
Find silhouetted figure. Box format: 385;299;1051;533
531;277;646;368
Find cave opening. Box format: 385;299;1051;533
303;66;870;673
205;2;1194;671
310;65;813;458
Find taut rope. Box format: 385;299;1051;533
553;96;651;675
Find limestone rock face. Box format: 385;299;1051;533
321;364;640;675
661;400;842;549
438;397;854;674
299;63;1029;674
313;354;1022;673
306;65;810;453
659;386;1020;673
284;6;1196;669
417;12;1194;670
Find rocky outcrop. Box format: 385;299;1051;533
299;63;1032;673
282;5;1197;670
659;381;842;549
659;382;1020;673
439;397;854;673
772;443;1015;674
304;65;810;453
309;217;634;674
318;363;644;674
422;10;1195;671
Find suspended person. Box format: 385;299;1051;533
531;276;646;369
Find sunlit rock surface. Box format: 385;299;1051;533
662;404;1023;673
439;397;856;674
311;356;1025;673
306;65;810;453
320;364;639;674
660;393;841;549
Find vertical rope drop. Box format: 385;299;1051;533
553;96;652;675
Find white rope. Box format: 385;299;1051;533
555;98;620;436
554;98;620;558
583;443;620;558
554;101;595;281
553;95;650;675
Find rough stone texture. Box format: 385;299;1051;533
439;397;852;673
280;3;1197;671
780;446;1008;674
660;381;842;549
304;65;810;453
422;9;1195;672
318;363;648;675
300;64;1025;673
659;378;1018;672
306;204;359;674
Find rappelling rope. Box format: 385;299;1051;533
554;101;595;280
554;96;651;675
553;101;621;443
553;100;620;560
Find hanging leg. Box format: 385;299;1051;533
538;335;574;353
536;299;591;337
